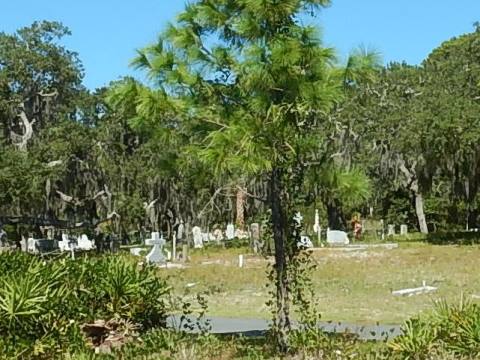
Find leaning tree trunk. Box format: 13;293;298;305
269;168;291;352
399;161;429;234
414;192;428;234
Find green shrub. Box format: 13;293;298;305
0;252;170;358
390;298;480;359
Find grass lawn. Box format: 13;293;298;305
159;242;480;325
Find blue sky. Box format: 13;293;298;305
1;1;479;90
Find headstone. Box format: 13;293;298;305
298;235;313;249
21;236;27;252
59;233;71;252
130;247;142;256
388;224;395;236
226;224;235;240
326;230;349;246
145;233;166;264
238;254;244;268
192;226;203;248
202;233;211;243
400;224;408;236
235;228;249;239
177;222;185;241
77;234;94;251
27;238;58;253
27;238;37;253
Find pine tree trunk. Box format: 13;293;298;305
236;186;246;230
415;192;428;234
269;168;290;352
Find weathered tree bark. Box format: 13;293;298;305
399;160;429;234
269;168;290;352
414;192;428;234
236;185;247;230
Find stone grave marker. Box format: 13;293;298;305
59;233;70;252
400;224;408;235
192;226;203;248
145;232;166;264
388;224;395;236
226;223;235;240
177;221;185;241
77;234;94;251
326;230;349;246
130;247;142;256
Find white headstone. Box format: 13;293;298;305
145;232;158;246
145;234;166;264
388;224;395;236
192;226;203;248
77;234;94;251
400;224;408;235
326;230;349;246
226;224;235;240
130;247;142;256
202;232;210;243
27;238;37;253
59;233;70;252
177;222;185;240
21;236;27;252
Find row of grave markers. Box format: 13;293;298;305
23;234;95;255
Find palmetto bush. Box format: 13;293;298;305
0;251;170;358
390;297;480;359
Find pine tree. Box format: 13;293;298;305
131;0;356;350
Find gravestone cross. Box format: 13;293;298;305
145;232;166;264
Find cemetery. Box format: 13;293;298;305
2;1;480;359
